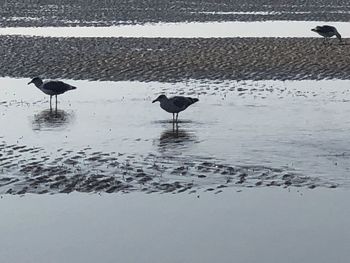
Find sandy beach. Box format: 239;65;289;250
1;0;350;27
1;36;350;82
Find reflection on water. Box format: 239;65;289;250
158;125;197;152
31;109;75;131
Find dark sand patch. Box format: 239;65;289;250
0;141;336;195
0;36;350;82
1;0;350;27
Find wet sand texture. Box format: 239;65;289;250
1;0;350;26
0;140;336;195
0;36;350;82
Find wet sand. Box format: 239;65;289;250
1;0;350;27
0;36;350;82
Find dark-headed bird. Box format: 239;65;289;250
28;77;77;108
311;25;342;44
152;95;198;123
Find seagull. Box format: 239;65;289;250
28;77;77;109
311;25;342;44
152;94;199;123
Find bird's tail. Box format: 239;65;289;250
189;97;199;104
335;31;342;41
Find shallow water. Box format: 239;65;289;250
1;78;350;193
0;21;349;38
0;188;349;263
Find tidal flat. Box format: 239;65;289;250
1;78;349;194
1;1;350;261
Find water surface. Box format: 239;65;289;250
0;21;349;38
0;188;349;263
1;78;350;193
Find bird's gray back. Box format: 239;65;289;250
172;96;191;108
316;25;337;37
42;81;74;94
159;96;197;113
321;25;336;32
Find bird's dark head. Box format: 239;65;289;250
311;26;319;32
28;77;43;86
152;94;167;103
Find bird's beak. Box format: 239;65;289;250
152;98;158;103
27;81;32;85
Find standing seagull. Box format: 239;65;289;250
152;94;199;123
311;25;342;44
28;77;77;109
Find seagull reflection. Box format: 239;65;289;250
158;126;197;152
31;108;75;131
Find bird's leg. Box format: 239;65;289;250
49;95;52;110
323;38;330;45
172;113;175;123
175;113;179;123
55;95;58;110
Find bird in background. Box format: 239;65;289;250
152;94;199;124
311;25;342;44
28;77;77;110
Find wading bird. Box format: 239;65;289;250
311;25;342;44
152;95;199;124
28;77;77;109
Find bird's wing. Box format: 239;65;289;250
43;81;73;92
172;96;189;109
321;25;335;32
